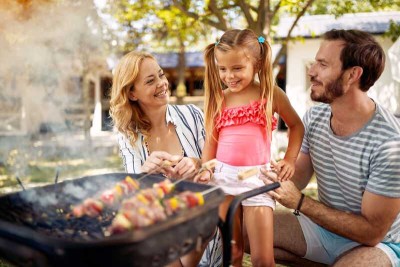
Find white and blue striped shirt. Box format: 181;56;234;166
117;104;206;173
117;103;223;266
302;103;400;243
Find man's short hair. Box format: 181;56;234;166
323;29;385;91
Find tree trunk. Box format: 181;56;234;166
176;38;186;105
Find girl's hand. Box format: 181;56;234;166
172;157;200;180
194;169;213;184
272;159;295;181
141;151;181;176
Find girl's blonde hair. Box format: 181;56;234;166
203;29;275;137
109;51;156;146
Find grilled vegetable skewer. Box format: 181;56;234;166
71;176;140;218
108;190;205;234
71;178;174;218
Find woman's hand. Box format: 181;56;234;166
141;151;181;176
172;157;201;180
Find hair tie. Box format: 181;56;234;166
258;36;265;44
215;40;220;46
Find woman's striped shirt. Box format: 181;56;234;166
117;103;223;266
117;104;206;173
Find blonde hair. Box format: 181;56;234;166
109;51;156;146
203;29;275;137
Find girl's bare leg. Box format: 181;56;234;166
243;206;274;267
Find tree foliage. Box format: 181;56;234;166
308;0;400;16
105;0;210;53
105;0;399;67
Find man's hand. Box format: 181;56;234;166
259;166;302;209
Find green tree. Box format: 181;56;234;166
105;0;399;72
172;0;400;66
172;0;317;66
105;0;211;97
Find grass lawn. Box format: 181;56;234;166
0;152;124;195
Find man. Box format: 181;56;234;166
263;29;400;266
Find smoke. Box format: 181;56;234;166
20;178;114;208
0;0;115;187
22;189;59;207
0;0;103;131
63;181;93;200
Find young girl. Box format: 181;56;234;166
196;29;304;266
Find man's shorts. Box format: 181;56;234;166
297;213;400;266
211;161;275;208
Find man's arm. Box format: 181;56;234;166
291;152;314;190
269;180;400;246
303;190;400;246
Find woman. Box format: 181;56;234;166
109;51;221;267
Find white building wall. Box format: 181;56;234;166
286;37;399;119
286;39;320;118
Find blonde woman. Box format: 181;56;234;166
110;51;221;266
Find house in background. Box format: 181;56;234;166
275;11;400;119
153;52;205;96
2;11;398;139
92;11;400;137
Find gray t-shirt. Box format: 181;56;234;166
302;103;400;243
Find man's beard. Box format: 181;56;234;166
310;72;345;103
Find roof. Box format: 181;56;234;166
275;11;400;39
153;51;204;69
153;44;283;69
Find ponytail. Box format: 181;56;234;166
203;43;224;138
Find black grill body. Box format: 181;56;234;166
0;173;224;267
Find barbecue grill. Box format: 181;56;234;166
0;173;279;267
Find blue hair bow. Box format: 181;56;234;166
258;36;265;44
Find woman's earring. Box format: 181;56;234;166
128;91;138;101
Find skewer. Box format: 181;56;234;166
172;158;218;186
72;159;217;219
197;159;218;174
108;185;220;235
54;168;60;184
237;167;259;180
200;186;221;196
137;160;174;181
15;176;26;191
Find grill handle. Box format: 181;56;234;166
219;182;280;267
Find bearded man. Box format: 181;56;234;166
261;29;400;266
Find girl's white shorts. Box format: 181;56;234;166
210;161;275;208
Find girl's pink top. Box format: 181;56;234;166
215;99;277;166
